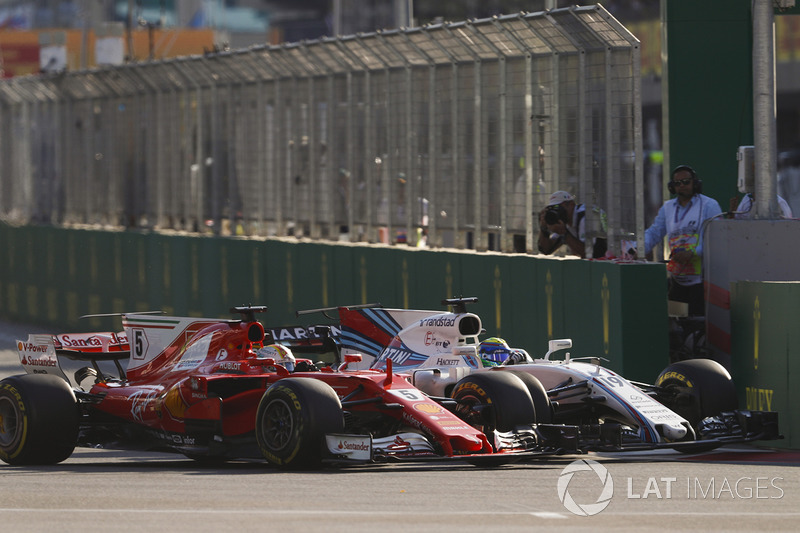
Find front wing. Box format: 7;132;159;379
318;411;780;464
321;424;580;465
321;409;779;464
576;410;781;453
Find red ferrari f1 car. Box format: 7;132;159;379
0;307;574;468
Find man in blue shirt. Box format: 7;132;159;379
644;165;722;316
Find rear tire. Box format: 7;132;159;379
451;372;537;435
255;378;344;469
655;359;738;428
0;375;79;465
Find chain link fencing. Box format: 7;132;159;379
0;4;642;256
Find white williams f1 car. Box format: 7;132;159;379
293;298;780;453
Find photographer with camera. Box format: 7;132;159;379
537;191;607;258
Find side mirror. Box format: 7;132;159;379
544;339;572;360
339;353;363;371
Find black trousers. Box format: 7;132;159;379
668;278;705;317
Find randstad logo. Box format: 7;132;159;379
557;459;614;516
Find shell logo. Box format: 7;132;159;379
413;403;444;414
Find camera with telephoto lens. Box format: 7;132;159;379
544;204;568;226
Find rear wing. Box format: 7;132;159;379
16;307;277;385
17;331;129;384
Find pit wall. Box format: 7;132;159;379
704;219;800;449
0;223;668;382
731;281;800;450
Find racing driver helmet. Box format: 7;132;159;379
478;337;511;367
256;343;296;372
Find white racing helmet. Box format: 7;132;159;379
256;343;296;372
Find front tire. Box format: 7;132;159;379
495;369;553;424
655;359;738;428
0;375;79;465
451;372;537;435
255;378;344;469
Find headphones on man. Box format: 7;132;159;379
667;164;703;195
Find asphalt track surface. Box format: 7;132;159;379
1;321;798;532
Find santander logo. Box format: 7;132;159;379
20;355;57;367
338;440;370;451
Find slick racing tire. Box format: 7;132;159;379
499;370;553;424
451;372;537;435
0;374;79;465
655;359;738;428
255;378;344;469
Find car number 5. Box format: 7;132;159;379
389;389;426;402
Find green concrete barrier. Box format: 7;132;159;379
0;223;668;381
731;281;799;449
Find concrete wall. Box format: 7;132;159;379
0;223;669;382
704;219;800;369
731;281;800;449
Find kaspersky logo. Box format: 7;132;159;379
557;459;614;516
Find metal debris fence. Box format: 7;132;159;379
0;4;642;256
